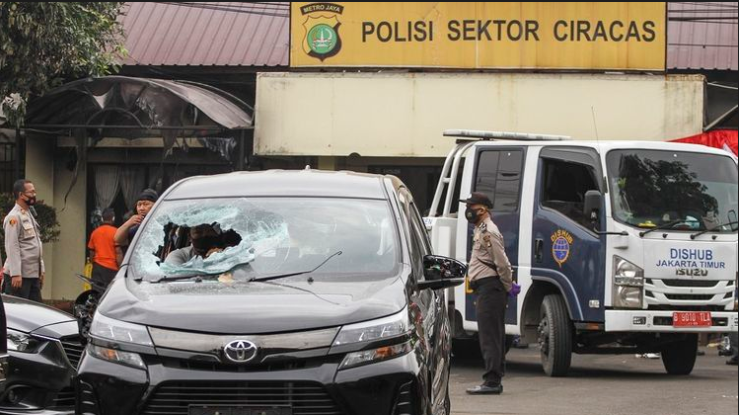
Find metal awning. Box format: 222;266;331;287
24;75;253;137
22;76;255;204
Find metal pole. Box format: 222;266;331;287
237;129;246;171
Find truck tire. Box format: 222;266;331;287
661;334;698;376
538;294;573;377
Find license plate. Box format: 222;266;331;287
673;312;712;328
188;406;292;415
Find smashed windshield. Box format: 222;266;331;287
607;150;738;232
130;198;400;282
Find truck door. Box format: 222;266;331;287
532;147;606;323
466;147;526;326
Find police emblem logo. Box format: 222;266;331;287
301;3;344;61
551;230;574;268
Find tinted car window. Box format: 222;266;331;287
475;150;524;213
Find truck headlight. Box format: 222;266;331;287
614;256;644;287
7;329;41;353
90;313;154;346
613;256;644;309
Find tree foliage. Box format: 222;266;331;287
0;2;126;126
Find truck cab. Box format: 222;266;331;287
426;130;739;377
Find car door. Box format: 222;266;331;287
532;147;607;323
466;147;526;325
400;189;449;411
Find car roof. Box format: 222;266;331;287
164;169;392;201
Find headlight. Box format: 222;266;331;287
614;256;644;287
90;313;153;346
339;342;413;370
7;329;41;353
332;309;410;346
613;257;644;309
614;286;643;309
87;344;146;369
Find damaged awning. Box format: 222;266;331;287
24;75;253;137
22;76;255;205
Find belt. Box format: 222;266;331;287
470;276;499;290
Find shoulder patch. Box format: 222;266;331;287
9;218;17;226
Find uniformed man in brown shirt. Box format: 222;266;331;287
3;179;45;302
462;192;513;395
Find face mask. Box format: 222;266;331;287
24;196;37;206
192;236;224;256
465;207;479;224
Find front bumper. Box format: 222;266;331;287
606;310;739;333
0;340;77;414
77;348;425;415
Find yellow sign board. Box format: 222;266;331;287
290;2;666;71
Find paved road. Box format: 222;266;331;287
450;341;738;415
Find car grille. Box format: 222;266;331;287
49;386;76;409
142;382;344;415
60;336;85;369
660;279;720;288
664;294;715;301
393;382;415;415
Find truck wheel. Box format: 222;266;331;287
538;294;573;377
661;334;698;376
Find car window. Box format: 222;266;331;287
540;158;599;229
131;198;400;282
475;150;524;213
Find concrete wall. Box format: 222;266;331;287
25;135;88;300
24;134;56;299
255;73;706;157
51;156;87;300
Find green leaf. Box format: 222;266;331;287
0;2;126;126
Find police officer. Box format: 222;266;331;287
3;179;45;302
462;192;513;395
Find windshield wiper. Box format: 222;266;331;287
149;251;343;284
638;220;684;237
151;272;223;284
690;221;739;240
248;251;343;283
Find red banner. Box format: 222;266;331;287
671;130;738;155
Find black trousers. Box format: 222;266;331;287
91;263;118;293
475;277;508;386
2;274;43;303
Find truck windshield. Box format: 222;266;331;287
130;198;399;282
606;150;738;232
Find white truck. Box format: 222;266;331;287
426;130;738;377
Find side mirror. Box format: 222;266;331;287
730;211;739;232
584;190;603;226
419;255;467;291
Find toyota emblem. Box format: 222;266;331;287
223;340;258;363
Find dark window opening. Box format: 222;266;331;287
475;150;524;213
540;159;599;229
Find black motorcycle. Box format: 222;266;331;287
72;274;110;342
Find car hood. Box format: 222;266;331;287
3;294;76;334
97;270;410;334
